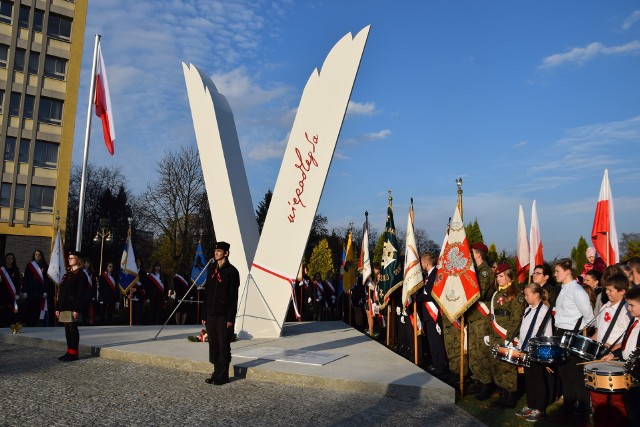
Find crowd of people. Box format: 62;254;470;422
0;250;203;329
289;245;640;426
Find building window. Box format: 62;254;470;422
44;55;67;80
33;9;43;32
14;184;25;209
9;92;20;116
29;185;55;212
0;89;4;113
23;95;34;119
0;44;7;68
38;97;63;124
47;14;72;40
34;141;58;168
28;52;39;74
19;139;30;163
0;183;11;207
18;5;29;29
4;136;15;161
14;48;25;72
0;1;12;25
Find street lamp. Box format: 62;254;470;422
93;218;113;274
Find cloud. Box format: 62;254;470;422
346;101;378;116
622;10;640;30
513;140;527;148
539;40;640;69
340;129;391;145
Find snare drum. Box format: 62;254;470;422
560;332;606;361
491;344;530;367
584;362;638;393
527;336;567;363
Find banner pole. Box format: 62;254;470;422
413;300;419;365
460;316;465;397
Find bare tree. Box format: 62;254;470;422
140;145;207;269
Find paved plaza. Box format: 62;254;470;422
0;343;483;426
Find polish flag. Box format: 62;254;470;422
592;169;619;265
529;200;544;274
94;44;115;155
516;204;530;283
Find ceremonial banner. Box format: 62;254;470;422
592;169;619;265
47;226;65;285
191;242;207;285
431;203;480;322
342;231;356;292
529;200;544;272
118;230;138;294
378;196;403;309
516;204;530;283
359;215;373;290
401;201;423;307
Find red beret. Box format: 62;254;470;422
495;263;511;276
471;242;488;253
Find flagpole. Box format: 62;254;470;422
413;300;419;365
456;177;466;397
75;34;101;251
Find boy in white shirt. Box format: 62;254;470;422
590;273;630;426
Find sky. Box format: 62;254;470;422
73;1;640;259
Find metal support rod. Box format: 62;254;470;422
154;258;214;340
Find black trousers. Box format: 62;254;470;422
206;315;231;365
419;304;448;375
524;362;554;411
63;322;79;352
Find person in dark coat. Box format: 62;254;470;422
146;261;168;325
98;262;118;325
22;249;52;326
55;251;88;361
202;241;240;385
0;253;21;327
173;263;191;325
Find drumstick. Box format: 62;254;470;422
577;357;619;366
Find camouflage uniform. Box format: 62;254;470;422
467;261;495;384
488;283;525;392
443;317;468;375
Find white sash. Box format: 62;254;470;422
0;266;17;298
148;273;165;292
28;261;45;286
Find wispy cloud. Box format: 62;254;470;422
340;129;391;145
539;40;640;69
513;140;527;148
346;101;378;116
622;10;640;30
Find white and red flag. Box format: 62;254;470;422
516;204;530;283
94;43;115;155
529;200;544;273
431;202;480;322
402;200;423;307
592;169;619;265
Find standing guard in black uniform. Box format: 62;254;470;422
202;241;240;385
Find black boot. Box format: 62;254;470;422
205;364;219;384
214;363;230;385
490;389;507;408
476;382;495;401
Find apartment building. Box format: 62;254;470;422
0;0;87;264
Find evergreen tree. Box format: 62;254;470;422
255;189;272;234
488;243;499;263
571;236;589;271
465;217;484;244
308;239;334;279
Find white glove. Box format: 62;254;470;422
308;297;312;304
483;336;490;346
115;302;120;309
43;292;47;298
400;316;406;324
436;324;442;335
396;306;401;316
